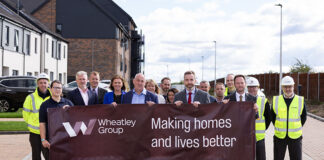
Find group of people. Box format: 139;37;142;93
22;70;307;160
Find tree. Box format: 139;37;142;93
289;58;313;73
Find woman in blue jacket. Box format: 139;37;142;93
103;75;126;105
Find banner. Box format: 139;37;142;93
48;102;255;160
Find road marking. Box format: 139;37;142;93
22;152;31;160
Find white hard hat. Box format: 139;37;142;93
37;73;50;81
246;77;260;87
281;76;295;86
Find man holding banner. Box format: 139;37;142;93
122;73;158;105
174;70;210;107
39;80;73;159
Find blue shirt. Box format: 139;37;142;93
186;88;196;103
131;89;147;104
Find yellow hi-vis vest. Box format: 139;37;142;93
23;88;51;134
273;95;304;139
224;87;228;96
255;96;267;141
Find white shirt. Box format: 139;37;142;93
186;88;196;103
236;92;246;102
78;88;89;105
157;94;166;104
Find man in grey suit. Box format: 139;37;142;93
174;71;210;108
199;80;216;103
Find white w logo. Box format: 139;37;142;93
62;119;97;137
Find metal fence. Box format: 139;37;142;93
211;73;324;102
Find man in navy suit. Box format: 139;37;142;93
223;75;258;114
67;71;98;106
122;73;158;106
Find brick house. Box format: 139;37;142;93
5;0;145;86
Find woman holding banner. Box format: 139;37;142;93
103;75;126;106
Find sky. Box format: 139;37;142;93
113;0;324;83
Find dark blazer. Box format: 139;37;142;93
225;91;258;118
174;88;210;104
103;91;126;104
88;87;107;104
122;90;158;104
67;88;98;106
209;95;217;103
224;91;256;102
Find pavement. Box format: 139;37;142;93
0;118;24;121
0;117;323;160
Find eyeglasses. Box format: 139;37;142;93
52;87;62;90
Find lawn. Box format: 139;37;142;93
0;121;28;131
0;108;23;118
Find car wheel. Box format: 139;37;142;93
0;99;10;112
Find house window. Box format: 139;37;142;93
14;30;19;51
35;38;37;54
57;43;61;60
27;72;32;76
59;73;62;82
26;34;30;55
5;26;9;45
12;70;18;76
51;40;55;58
46;38;49;53
50;72;54;81
120;61;123;71
63;46;66;58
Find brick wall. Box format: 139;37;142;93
32;0;56;32
67;38;117;80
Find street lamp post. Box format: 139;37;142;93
202;56;204;81
213;41;216;96
275;3;283;95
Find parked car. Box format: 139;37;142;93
0;76;37;112
100;80;111;86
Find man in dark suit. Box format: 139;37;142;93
174;71;210;108
89;71;107;104
223;75;258;112
67;71;98;106
122;73;158;105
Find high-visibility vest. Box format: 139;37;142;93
273;95;304;139
255;96;267;141
224;87;228;96
23;88;51;134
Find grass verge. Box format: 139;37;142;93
0;121;28;131
0;108;23;118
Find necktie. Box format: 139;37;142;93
239;95;243;102
188;92;192;104
93;89;97;97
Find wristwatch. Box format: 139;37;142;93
41;139;46;142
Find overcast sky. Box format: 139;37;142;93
113;0;324;83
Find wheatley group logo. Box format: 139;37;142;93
62;119;97;137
